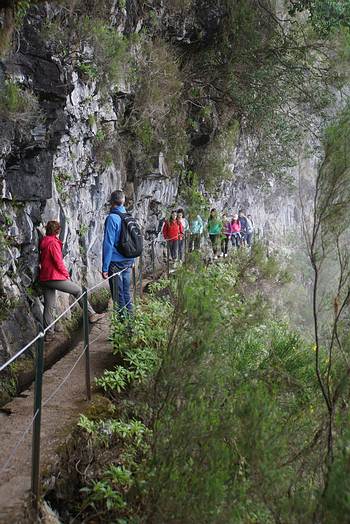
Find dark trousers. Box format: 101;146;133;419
231;233;241;248
109;262;133;315
221;236;230;255
168;240;178;260
189;233;201;251
246;232;253;247
178;239;184;260
209;234;220;255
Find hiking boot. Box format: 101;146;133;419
89;313;105;324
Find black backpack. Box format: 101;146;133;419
111;210;143;258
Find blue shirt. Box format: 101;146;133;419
102;205;134;272
190;216;203;234
239;216;248;232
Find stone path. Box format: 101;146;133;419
0;314;113;523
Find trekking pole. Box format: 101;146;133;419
132;265;137;304
139;254;143;298
31;332;44;511
151;240;156;281
82;287;91;401
111;273;116;312
166;242;170;277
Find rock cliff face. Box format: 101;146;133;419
0;3;315;363
0;4;179;361
212;138;318;250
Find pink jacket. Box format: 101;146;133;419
231;220;241;234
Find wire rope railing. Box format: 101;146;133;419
0;269;126;374
0;266;137;511
0;229;260;512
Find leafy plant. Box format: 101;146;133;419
54;172;73;195
78;224;89;237
0;80;39;122
77;61;98;80
96;295;173;396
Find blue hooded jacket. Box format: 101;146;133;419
102;205;134;272
239;216;248;232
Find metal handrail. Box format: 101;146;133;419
0;268;127;374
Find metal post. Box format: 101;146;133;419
151;240;155;281
166;242;170;277
82;287;91;401
139;254;143;298
31;333;44;510
132;265;137;304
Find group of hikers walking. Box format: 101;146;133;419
38;189;254;341
162;208;254;261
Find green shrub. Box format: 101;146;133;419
77;61;98;80
146;259;321;523
96;293;173;396
130;37;188;168
0;80;39;120
54;172;73;195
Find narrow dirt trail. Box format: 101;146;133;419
0;314;114;523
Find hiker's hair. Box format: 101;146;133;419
177;208;185;216
46;220;61;235
170;210;177;221
110;190;125;206
239;209;245;214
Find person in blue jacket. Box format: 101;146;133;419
238;209;248;245
102;190;134;315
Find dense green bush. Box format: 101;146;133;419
147;254;323;523
46;247;350;522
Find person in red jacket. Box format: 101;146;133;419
162;210;183;261
39;220;102;338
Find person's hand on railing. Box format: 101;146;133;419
102;272;108;280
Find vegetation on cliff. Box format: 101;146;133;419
45;242;350;523
2;0;349;185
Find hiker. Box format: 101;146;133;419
221;213;231;257
231;214;241;248
163;210;183;261
102;190;138;316
39;220;102;340
238;209;248;245
246;214;254;247
189;214;203;251
208;209;222;259
177;208;189;261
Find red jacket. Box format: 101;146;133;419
162;220;182;241
39;235;70;282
